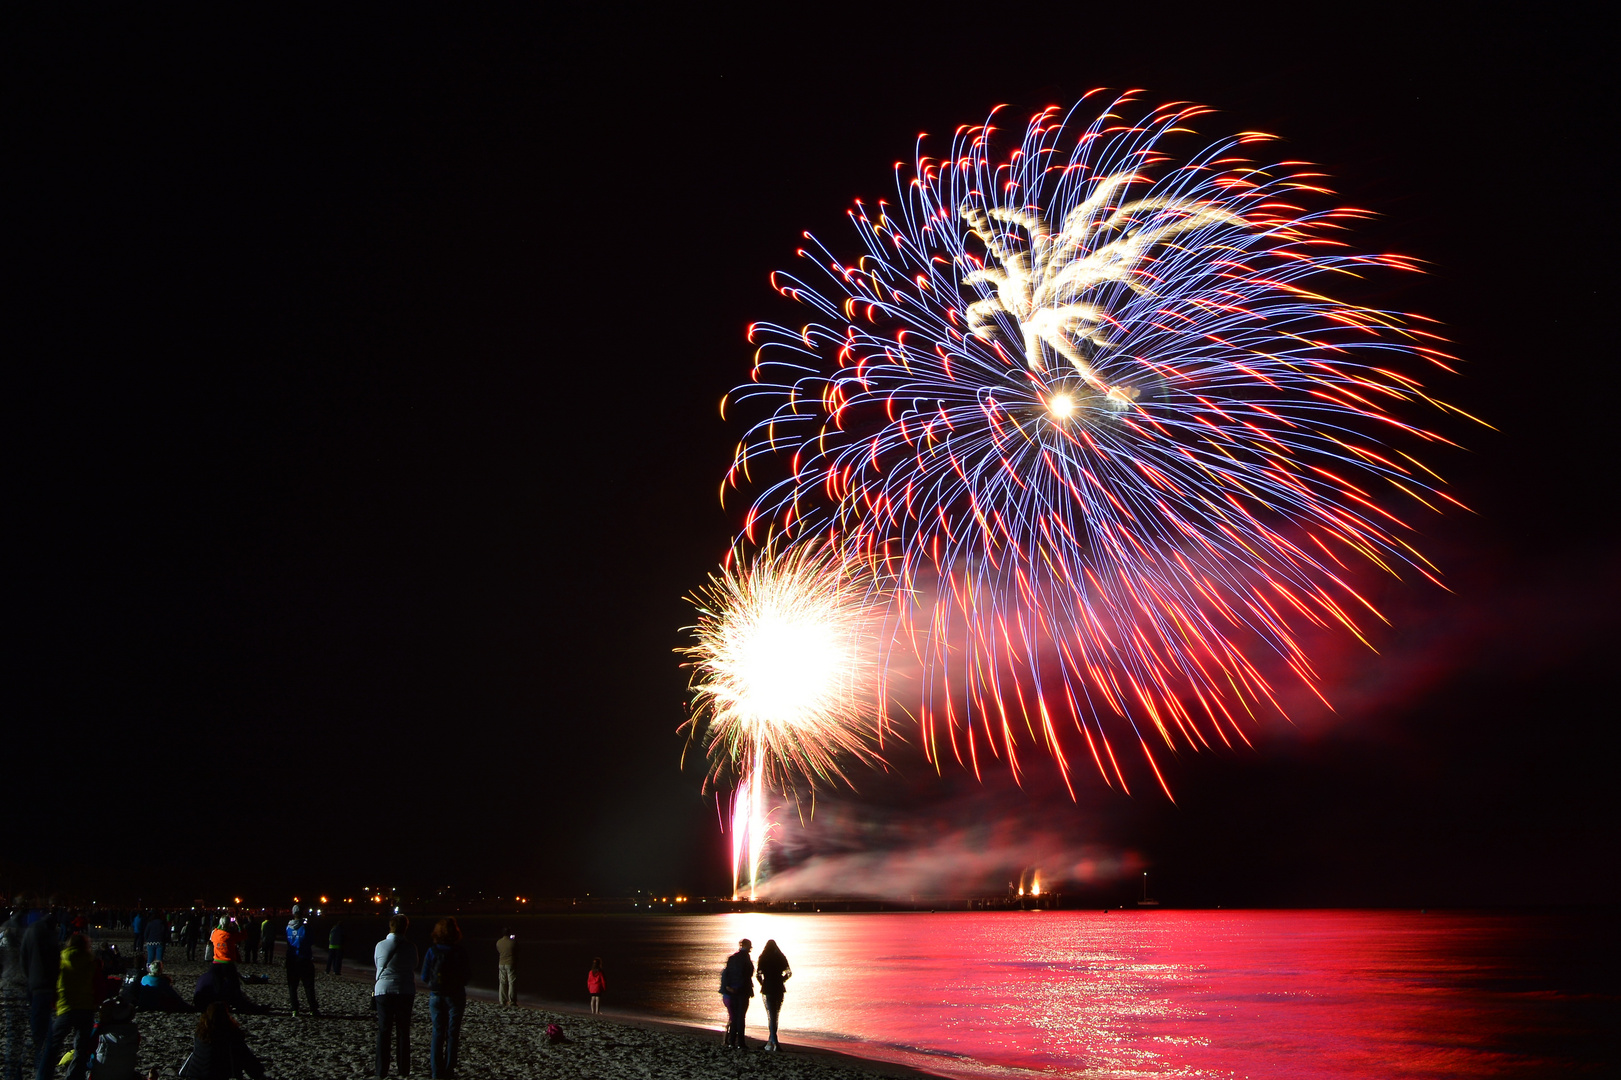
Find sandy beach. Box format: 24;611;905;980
97;932;941;1080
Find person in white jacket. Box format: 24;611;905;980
373;916;418;1078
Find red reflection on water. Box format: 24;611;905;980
644;910;1602;1078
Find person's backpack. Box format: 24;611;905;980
420;946;444;991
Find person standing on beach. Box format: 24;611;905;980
180;915;200;963
373;915;418;1078
754;939;791;1052
326;921;344;975
718;938;753;1050
242;914;259;967
210;917;245;1003
586;959;605;1014
144;912;168;968
420;919;469;1079
259;915;275;965
1;907;29;1080
494;930;517;1006
49;933;98;1080
19;909;58;1080
284;905;319;1018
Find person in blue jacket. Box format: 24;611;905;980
283;906;319;1018
419;919;470;1079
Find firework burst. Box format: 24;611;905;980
681;542;882;897
723;92;1478;796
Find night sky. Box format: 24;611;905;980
9;13;1614;907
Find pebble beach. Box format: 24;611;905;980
98;933;939;1080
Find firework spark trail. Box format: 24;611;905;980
681;543;882;898
722;93;1476;795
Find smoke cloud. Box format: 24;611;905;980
756;788;1141;900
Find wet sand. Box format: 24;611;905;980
105;934;943;1079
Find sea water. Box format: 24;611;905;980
352;909;1613;1078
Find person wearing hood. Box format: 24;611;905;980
88;1000;140;1080
283;906;319;1018
49;933;99;1080
2;907;30;1080
20;910;59;1080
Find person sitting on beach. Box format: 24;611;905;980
88;998;141;1080
178;1002;265;1080
138;962;191;1013
755;939;792;1052
494;929;517;1006
719;938;753;1050
191;965;263;1016
420;918;470;1080
374;914;418;1078
587;959;605;1014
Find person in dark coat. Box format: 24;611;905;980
325;922;344;976
718;938;754;1050
419;919;470;1079
283;906;319;1018
191;967;263;1016
178;1002;264;1080
180;916;200;963
19;911;59;1080
144;913;170;968
755;939;792;1051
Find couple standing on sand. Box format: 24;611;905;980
719;938;791;1051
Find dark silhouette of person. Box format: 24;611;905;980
755;939;792;1051
718;938;753;1050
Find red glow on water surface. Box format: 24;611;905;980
639;910;1604;1079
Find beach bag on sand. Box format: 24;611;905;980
546;1023;565;1045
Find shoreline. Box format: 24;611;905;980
329;952;955;1080
93;929;955;1079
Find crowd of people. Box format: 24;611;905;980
1;900;798;1078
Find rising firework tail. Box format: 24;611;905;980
721;92;1479;799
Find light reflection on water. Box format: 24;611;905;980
596;909;1607;1079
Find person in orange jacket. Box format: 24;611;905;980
209;916;246;1003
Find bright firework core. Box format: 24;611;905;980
682;545;881;900
727;603;848;732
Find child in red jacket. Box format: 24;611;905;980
587;958;606;1014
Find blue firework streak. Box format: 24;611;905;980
722;93;1477;796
